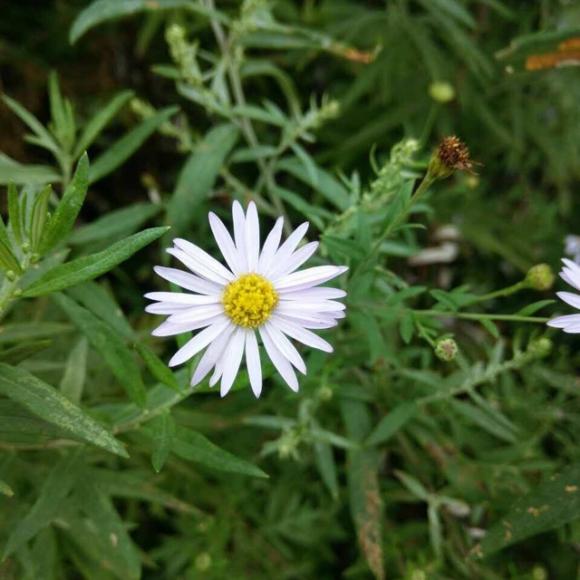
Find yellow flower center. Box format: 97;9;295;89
222;273;278;328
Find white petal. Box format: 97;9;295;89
245;330;262;398
275;265;348;292
209;212;242;275
153;266;221;295
258;217;284;274
276;312;340;329
276;300;346;314
259;326;299;392
167;248;226;286
561;268;580;292
167;304;224;324
232;201;248;272
209;361;223;387
172;239;234;283
563;324;580;333
270;242;319;281
271;315;333;352
145;292;219;305
191;324;235;386
263;322;306;374
245;201;260;272
557;291;580;310
264;222;308;277
152;315;224;337
547;314;580;328
562;258;580;277
146;302;190;315
220;328;245;397
169;320;230;367
279;287;347;301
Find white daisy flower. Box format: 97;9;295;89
547;258;580;334
146;201;348;397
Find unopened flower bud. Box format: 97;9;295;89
528;337;552;359
195;553;212;572
429;81;455;103
525;263;554;291
532;565;548;580
435;337;458;362
318;385;333;402
428;136;474;180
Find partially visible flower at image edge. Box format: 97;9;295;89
547;258;580;333
146;201;348;397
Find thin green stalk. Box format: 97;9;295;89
415;309;549;324
469;280;527;304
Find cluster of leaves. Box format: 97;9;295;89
0;1;579;578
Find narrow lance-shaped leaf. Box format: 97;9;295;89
477;462;580;558
7;182;23;245
54;293;146;407
70;0;229;44
150;411;176;473
366;402;418;446
69;202;160;246
74;90;134;158
89;106;179;184
1;95;59;155
0;153;60;185
73;479;142;580
168;124;239;234
3;450;84;559
39;153;89;253
173;427;268;479
0;363;128;457
23;226;169;296
30;184;53;251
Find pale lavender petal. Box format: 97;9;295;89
270;242;319;281
263;322;306;374
245;201;260;272
275;265;348;292
209;212;242;275
258;217;284;274
145;292;219;305
271;315;333;352
259;326;299;392
220;328;245;397
191;324;235;386
169;319;230;367
245;330;262;398
172;239;234;283
154;266;222;295
167;304;224;324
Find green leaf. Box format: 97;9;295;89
89;106;178;183
7;182;23;245
67;282;134;338
313;438;339;500
70;0;228;44
0;339;52;365
74;90;134;158
451;399;517;443
0;322;71;344
39;154;89;253
69;202;161;246
30;185;53;251
478;463;580;557
149;411;176;473
48;72;76;151
0;153;59;185
168;124;239;234
0;363;128;457
59;337;88;404
23;226;169;297
135;342;180;392
395;470;430;501
54;293;146;406
172;427;268;478
366;402;417;446
73;479;142;580
0;480;14;497
1;95;59;155
277;157;351;210
3;451;84;559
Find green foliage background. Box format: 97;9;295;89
0;1;579;578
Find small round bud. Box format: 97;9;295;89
525;263;554;291
528;337;552;359
429;81;455;103
21;242;30;253
410;571;427;580
532;566;548;580
435;338;458;362
6;270;17;281
318;385;333;402
12;289;22;297
195;553;212;572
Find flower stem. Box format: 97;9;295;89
414;309;549;324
